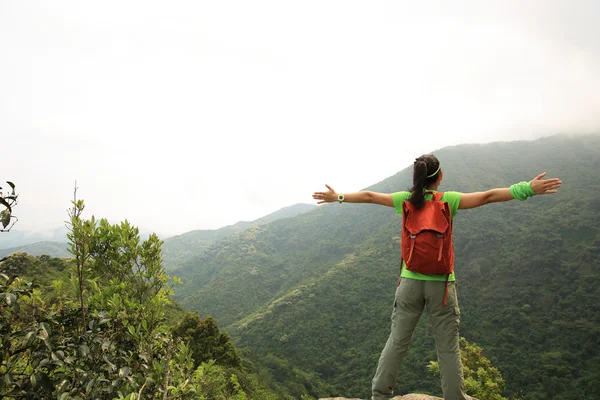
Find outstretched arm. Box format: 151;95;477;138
312;185;394;207
458;172;562;210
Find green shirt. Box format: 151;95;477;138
391;190;462;281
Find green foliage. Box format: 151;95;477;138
0;252;71;285
172;134;600;399
172;312;241;369
169;359;248;400
0;273;49;398
0;181;18;231
0;199;281;399
429;337;511;400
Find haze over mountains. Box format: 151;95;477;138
0;226;69;249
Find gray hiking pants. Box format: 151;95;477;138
371;278;471;400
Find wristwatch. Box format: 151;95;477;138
338;193;344;203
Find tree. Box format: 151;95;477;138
428;337;517;400
1;195;280;399
172;312;242;369
65;193;94;331
1;194;176;398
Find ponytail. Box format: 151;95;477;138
408;160;428;208
408;154;441;209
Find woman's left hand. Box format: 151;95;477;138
530;172;562;195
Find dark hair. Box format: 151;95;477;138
407;154;441;209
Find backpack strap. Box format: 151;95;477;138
443;273;450;306
433;191;450;304
398;256;403;286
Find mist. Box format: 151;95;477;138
2;0;599;241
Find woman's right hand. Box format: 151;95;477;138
312;184;338;204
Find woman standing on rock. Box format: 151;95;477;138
312;154;562;400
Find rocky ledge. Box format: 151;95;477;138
320;395;443;400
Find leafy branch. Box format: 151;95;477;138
0;181;18;232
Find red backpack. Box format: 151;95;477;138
400;192;454;304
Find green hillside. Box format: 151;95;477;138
162;203;316;270
0;236;322;399
0;241;70;258
0;252;72;283
174;134;600;400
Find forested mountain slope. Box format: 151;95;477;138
174;134;600;399
162;203;315;270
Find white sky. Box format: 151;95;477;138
2;0;599;238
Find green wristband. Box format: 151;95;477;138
509;181;536;201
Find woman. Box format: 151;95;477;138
312;154;562;400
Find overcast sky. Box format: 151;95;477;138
1;0;599;238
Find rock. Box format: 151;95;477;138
319;395;443;400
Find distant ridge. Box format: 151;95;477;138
0;204;316;263
0;241;70;258
161;203;316;270
0;226;69;249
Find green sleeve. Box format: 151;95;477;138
391;192;410;214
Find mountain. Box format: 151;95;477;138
0;225;160;255
0;204;316;269
0;241;71;258
0;226;69;249
161;203;316;270
172;134;600;400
